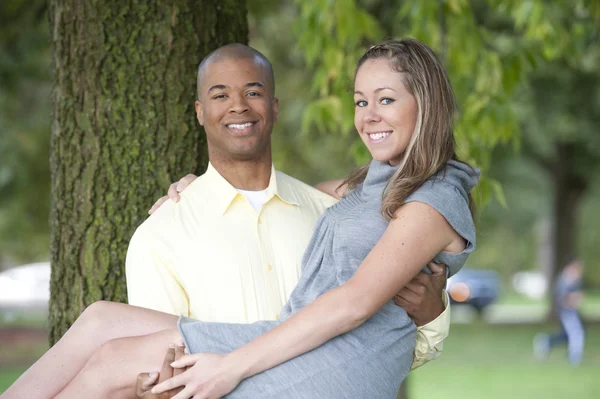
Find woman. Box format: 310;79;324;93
2;38;478;399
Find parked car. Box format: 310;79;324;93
0;262;50;312
446;267;501;313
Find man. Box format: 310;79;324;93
126;43;451;395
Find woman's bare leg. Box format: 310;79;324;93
0;301;179;399
55;328;182;399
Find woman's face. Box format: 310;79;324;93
353;58;418;166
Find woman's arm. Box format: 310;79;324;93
314;179;347;199
154;201;464;398
150;176;344;212
230;201;463;380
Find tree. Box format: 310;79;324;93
48;0;248;344
519;62;600;309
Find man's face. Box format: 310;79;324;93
195;57;278;161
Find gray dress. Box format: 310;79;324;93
178;159;479;399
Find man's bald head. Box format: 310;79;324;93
196;43;275;99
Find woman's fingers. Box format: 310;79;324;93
167;173;198;202
172;386;195;399
171;353;200;368
152;372;186;394
167;182;181;202
173;342;186;376
151;174;198;213
177;174;197;192
148;196;169;214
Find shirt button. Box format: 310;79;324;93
274;313;279;320
266;264;273;271
258;218;262;224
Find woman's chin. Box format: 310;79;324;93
369;153;394;164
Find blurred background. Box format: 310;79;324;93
1;0;599;397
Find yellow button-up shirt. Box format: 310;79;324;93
126;163;450;369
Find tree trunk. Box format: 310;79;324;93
547;143;587;316
48;0;248;344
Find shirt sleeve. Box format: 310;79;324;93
126;227;189;316
410;290;450;370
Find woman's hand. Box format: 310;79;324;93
151;353;243;399
148;174;198;214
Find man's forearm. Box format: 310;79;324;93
410;290;450;370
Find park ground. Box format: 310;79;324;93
1;295;600;398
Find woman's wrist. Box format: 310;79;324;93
224;350;253;380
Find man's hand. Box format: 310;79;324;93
136;342;187;398
393;261;447;326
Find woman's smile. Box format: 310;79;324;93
365;131;393;143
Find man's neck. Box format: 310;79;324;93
209;153;272;191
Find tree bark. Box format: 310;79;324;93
48;0;248;344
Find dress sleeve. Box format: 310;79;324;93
403;181;476;277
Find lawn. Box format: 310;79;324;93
0;368;26;394
1;320;599;397
410;323;600;399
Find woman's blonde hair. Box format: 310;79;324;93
344;38;474;219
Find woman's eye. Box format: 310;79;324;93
355;100;367;107
381;98;394;105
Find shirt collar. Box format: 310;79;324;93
204;163;299;215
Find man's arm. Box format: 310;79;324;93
394;262;450;370
126;228;189;316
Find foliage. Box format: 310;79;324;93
0;0;599;287
292;0;600;207
0;0;50;265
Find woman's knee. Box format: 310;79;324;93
81;300;116;319
76;301;119;330
82;338;133;392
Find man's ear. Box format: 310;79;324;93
272;97;279;123
195;100;204;126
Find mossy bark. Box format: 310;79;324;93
48;0;248;344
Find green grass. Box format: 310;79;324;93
498;290;600;307
1;322;599;397
0;368;27;394
410;323;600;399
